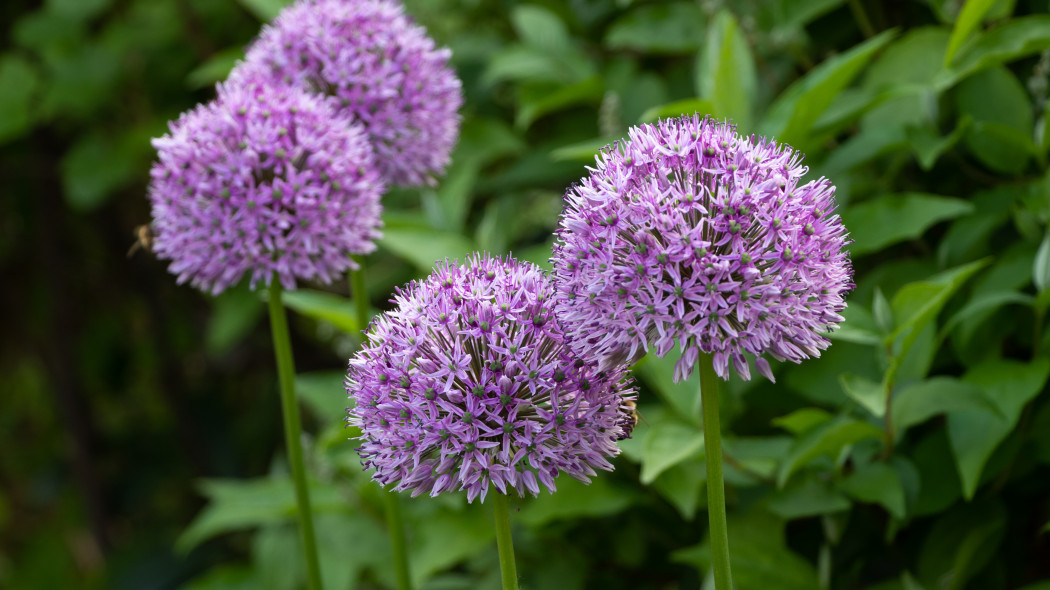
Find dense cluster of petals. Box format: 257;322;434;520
551;115;853;383
229;0;463;188
148;82;383;294
347;254;637;502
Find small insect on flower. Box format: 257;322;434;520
126;224;155;258
551;115;853;383
347;254;637;503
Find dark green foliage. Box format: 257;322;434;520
3;0;1050;588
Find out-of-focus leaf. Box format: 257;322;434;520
939;16;1050;88
0;54;40;144
640;421;704;484
235;0;291;21
874;287;894;334
840;462;906;519
777;417;883;487
696;10;756;131
757;0;845;35
723;437;792;485
843;193;974;255
906;117;971;170
956;66;1037;174
549;137;610;162
944;0;997;66
186;47;243;89
651;459;706;520
379;227;476;272
281;289;360;335
917;500;1006;590
840;373;884;417
206;282;264;355
516;77;603;129
912;431;964;516
767;474;851;519
939;290;1033;340
603;2;706;54
315;513;388;590
483;46;592;86
61;129;149;210
410;504;493;587
519;475;635;527
891;377;1000;436
639;99;715;124
1034;231;1050;292
831;305;882;345
860;28;949;133
890;259;989;358
948;359;1050;499
510;4;569;51
762;30;896;149
772;408;834;435
295;371;346;424
636;349;700;422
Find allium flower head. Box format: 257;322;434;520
551;115;853;383
148;81;383;295
347;254;637;503
229;0;463;188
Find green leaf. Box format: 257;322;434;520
839;462;907;519
917;500;1006;590
516;77;604;129
940;16;1050;89
906;116;971;170
762;29;896;149
510;5;569;51
860;28;949;132
651;458;706;520
948;359;1050;499
891;376;1001;436
639;98;715;124
206;282;264;355
696;10;757;131
842;193;975;255
1034;230;1050;292
890;259;990;358
186;47;243;89
235;0;291;21
777;416;884;487
874;287;894;334
518;475;634;527
640;421;705;484
939;290;1033;340
549;137;610;162
831;305;883;346
636;350;700;422
483;46;591;86
280;289;360;335
772;408;834;435
61;129;148;210
944;0;997;66
603;2;706;54
767;474;851;519
410;504;493;587
181;566;257;590
295;371;346;425
379;227;476;272
956;66;1037;174
840;373;885;417
0;54;40;144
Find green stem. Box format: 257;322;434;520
381;491;412;590
348;258;413;590
699;354;733;590
491;493;519;590
848;0;877;38
268;281;323;590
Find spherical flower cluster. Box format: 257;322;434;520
347;254;637;503
229;0;463;188
148;81;383;295
551;115;853;383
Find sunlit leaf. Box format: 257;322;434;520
944;0;997;66
843;193;974;255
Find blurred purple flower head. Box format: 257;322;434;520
148;81;383;295
551;115;853;383
347;254;637;503
229;0;463;188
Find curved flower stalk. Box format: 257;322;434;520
148;81;383;295
551;115;853;384
229;0;463;188
347;254;637;503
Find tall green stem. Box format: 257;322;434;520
349;258;413;590
699;353;733;590
268;281;323;590
491;493;519;590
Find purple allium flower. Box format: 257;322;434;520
551;115;853;383
228;0;463;188
148;82;383;295
347;254;637;503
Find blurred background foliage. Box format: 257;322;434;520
3;0;1050;588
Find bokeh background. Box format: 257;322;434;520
3;0;1050;588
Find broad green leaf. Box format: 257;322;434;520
636;350;700;422
516;77;603;129
639;98;715;124
295;371;346;424
948;359;1050;499
549;137;610;162
315;514;388;590
906;116;971;170
206;282;264;355
603;2;706;54
181;566;257;590
673;509;820;590
1035;230;1050;292
891;377;1001;436
874;287;894;334
723;436;793;485
772;408;834;435
696;10;756;131
939;290;1033;340
777;416;884;487
514;238;554;272
821;126;907;173
0;54;40;144
842;193;975;255
235;0;291;21
483;46;592;86
917;501;1006;590
860;28;949;135
913;431;963;515
839;462;906;519
830;305;882;345
937;186;1016;267
944;0;997;66
757;0;845;35
518;476;634;527
510;5;569;51
890;259;989;358
939;16;1050;89
410;504;493;587
762;29;896;149
640;421;705;484
767;474;851;519
956;66;1037;174
379;227;476;272
649;459;706;520
186;47;243;89
61;129;149;210
281;289;360;335
840;373;885;417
